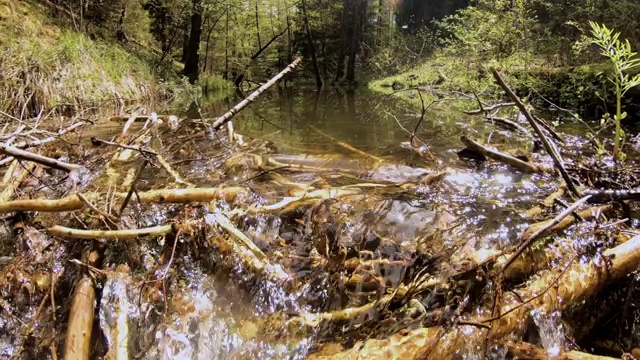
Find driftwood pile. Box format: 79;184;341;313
0;59;640;360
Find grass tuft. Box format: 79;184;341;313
0;0;162;118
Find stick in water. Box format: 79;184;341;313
211;57;302;131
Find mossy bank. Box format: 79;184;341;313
0;0;179;118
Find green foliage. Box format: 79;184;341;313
437;0;538;61
589;22;640;160
199;73;233;93
0;0;161;117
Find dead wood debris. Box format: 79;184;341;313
2;59;640;360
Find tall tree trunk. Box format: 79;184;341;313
345;0;365;83
224;1;230;80
183;0;203;84
334;0;353;83
255;0;262;49
181;19;190;63
300;0;323;88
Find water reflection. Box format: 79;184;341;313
183;88;435;161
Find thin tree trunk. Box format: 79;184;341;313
183;0;203;84
346;0;365;83
234;24;291;88
224;1;230;80
255;0;262;49
202;9;228;77
300;0;323;88
334;0;352;83
181;19;190;63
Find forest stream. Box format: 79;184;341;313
1;84;639;360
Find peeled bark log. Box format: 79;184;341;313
0;143;82;172
48;224;174;240
0;187;247;213
64;276;96;360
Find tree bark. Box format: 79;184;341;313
300;0;323;88
183;0;203;84
334;0;352;83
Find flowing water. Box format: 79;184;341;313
95;87;560;359
1;87;583;359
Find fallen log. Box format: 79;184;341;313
491;68;579;196
460;136;547;173
210;57;302;131
308;235;640;359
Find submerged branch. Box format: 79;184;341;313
460;136;547;173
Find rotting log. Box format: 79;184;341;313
0;187;247;213
308;235;640;359
48;224;174;240
64;276;96;360
460;136;547;173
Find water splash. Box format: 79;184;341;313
532;309;565;358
